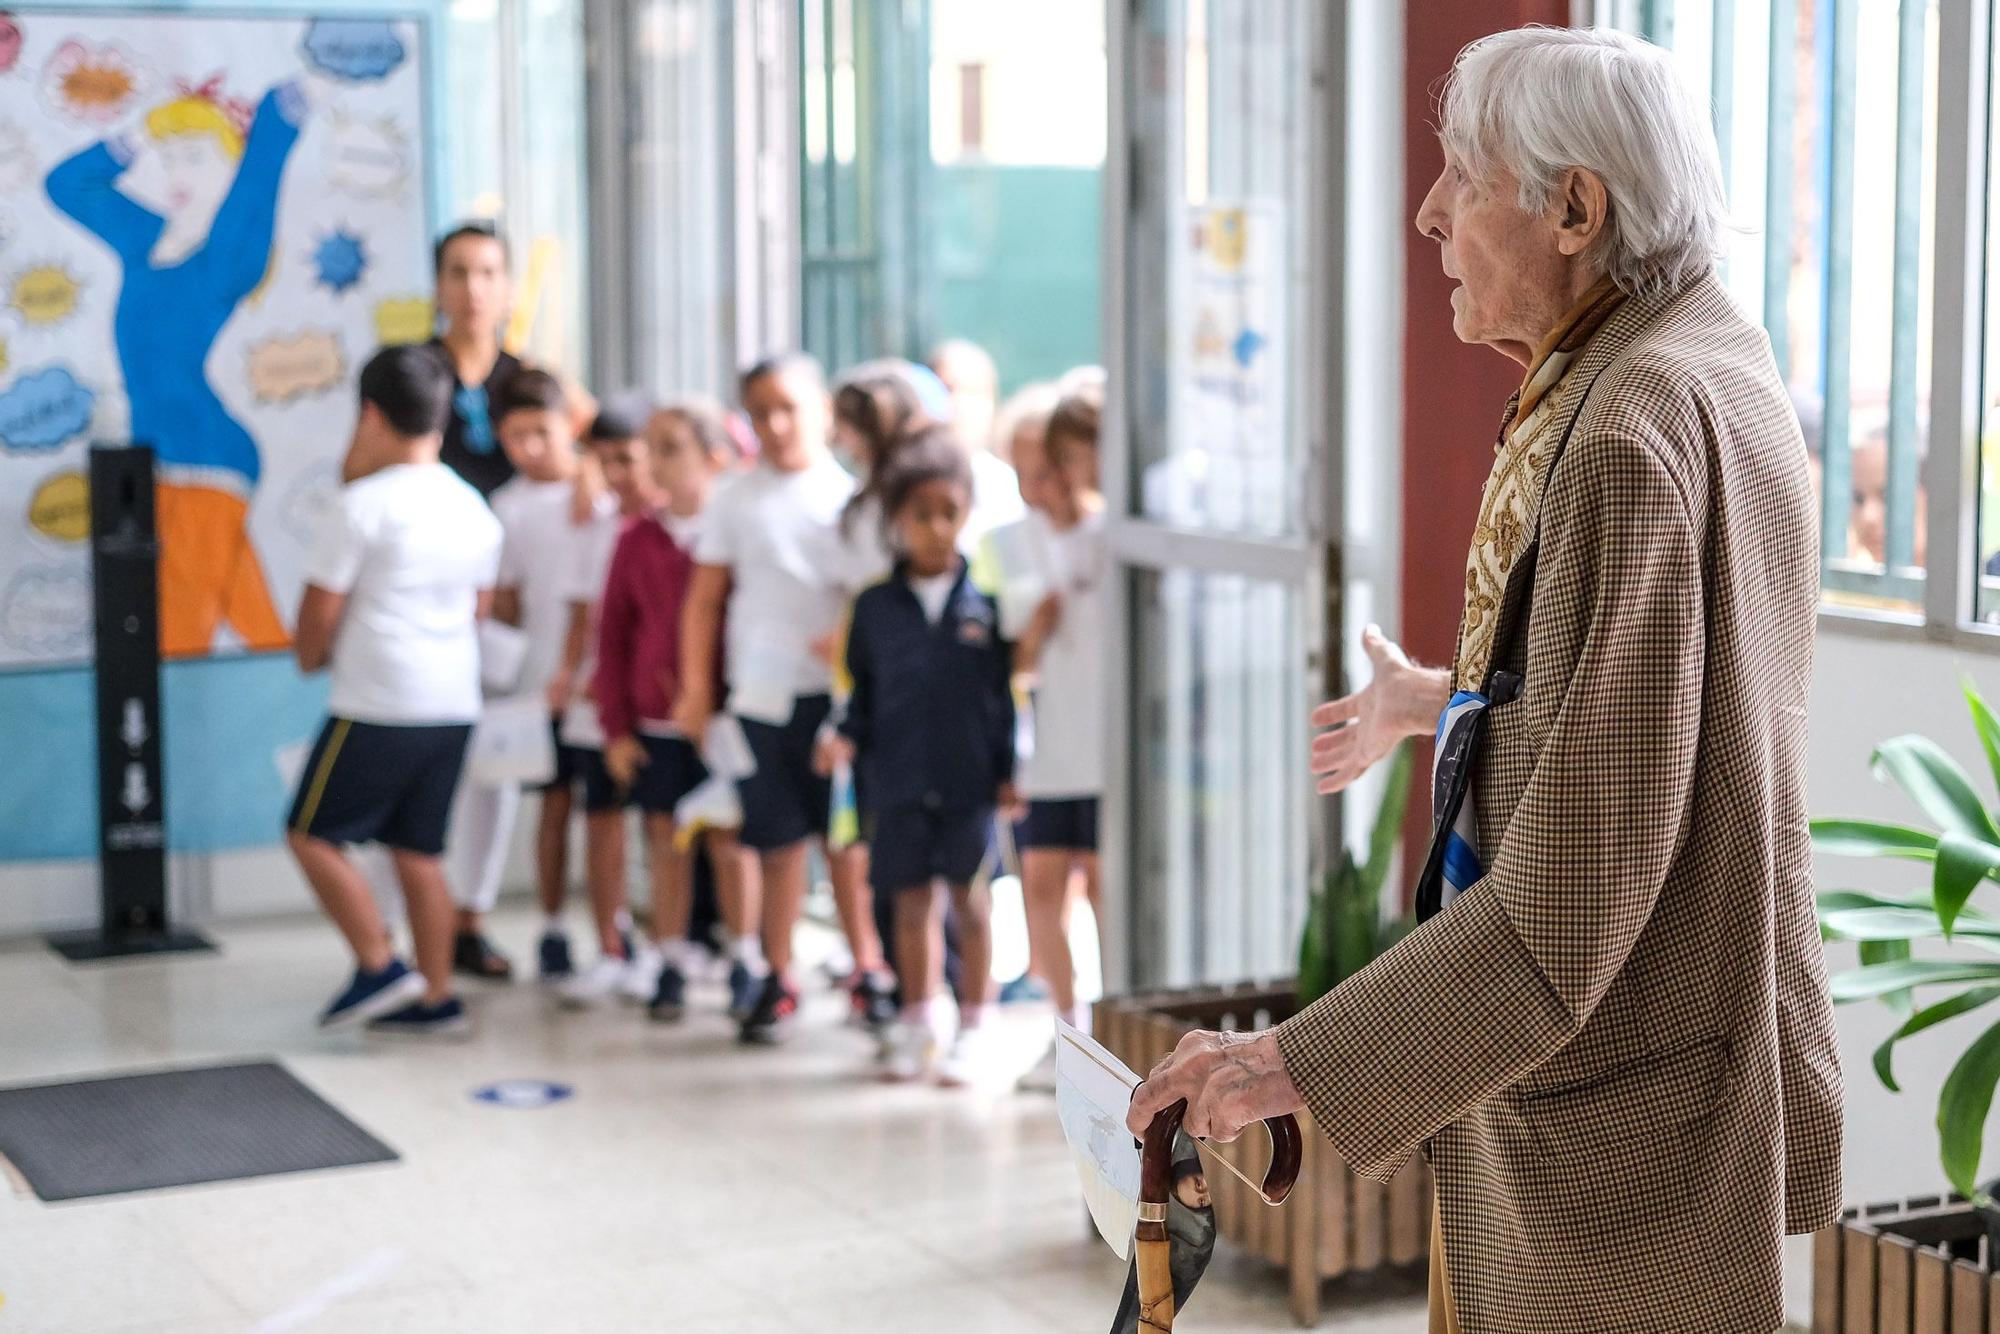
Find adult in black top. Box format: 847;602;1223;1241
430;222;520;499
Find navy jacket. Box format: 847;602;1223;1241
839;562;1015;816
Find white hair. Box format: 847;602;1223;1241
1439;26;1726;299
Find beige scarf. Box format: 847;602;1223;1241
1451;277;1627;691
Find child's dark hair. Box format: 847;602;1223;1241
738;351;825;403
586;402;646;444
1045;381;1103;459
877;422;972;545
834;367;928;535
494;367;568;422
649;399;738;461
358;343;454;438
433;219;509;275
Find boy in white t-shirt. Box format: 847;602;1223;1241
286;344;503;1038
677;353;859;1044
480;371;630;997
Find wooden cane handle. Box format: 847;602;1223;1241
1260;1113;1302;1205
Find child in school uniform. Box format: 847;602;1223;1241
676;353;858;1045
286;345;501;1037
596;402;752;1021
821;424;1018;1085
1002;379;1109;1091
483;371;631;996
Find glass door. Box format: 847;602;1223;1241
1102;0;1342;990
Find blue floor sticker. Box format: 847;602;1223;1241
471;1080;574;1109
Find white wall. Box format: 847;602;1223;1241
1783;625;2000;1323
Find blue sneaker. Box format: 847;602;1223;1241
648;964;687;1023
998;973;1051;1005
365;996;470;1039
538;929;574;982
727;960;762;1020
319;960;424;1029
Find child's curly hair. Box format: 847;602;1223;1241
876;421;972;548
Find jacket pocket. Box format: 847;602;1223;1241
1521;1035;1731;1160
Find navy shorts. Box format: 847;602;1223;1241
737;695;833;851
631;733;708;816
539;719;626;813
286;717;473;856
1015;797;1100;853
869;803;995;894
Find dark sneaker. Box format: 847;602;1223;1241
537;929;574;982
364;996;470;1039
738;974;798;1046
647;964;688;1023
319;959;424;1029
453;931;514;982
850;970;897;1033
997;972;1051;1005
727;960;762;1021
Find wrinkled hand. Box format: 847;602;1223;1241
604;735;647;789
1310;624;1451;795
1126;1029;1304;1143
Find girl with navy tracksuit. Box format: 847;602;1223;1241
819;423;1018;1086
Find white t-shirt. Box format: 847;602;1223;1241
555;502;627;749
492;478;615;698
694;455;856;713
821;494;896;596
968;449;1027;549
909;570;956;624
990;509;1106;799
305;462;502;725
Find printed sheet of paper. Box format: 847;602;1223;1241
1054;1018;1143;1259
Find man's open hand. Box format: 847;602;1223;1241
1126;1029;1305;1142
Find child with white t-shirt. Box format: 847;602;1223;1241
676;353;857;1044
997;379;1108;1089
286;344;502;1038
482;371;629;1000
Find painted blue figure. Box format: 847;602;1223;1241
46;78;307;657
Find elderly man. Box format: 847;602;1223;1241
1127;27;1843;1332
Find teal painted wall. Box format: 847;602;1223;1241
932;164;1102;393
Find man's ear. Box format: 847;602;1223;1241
1553;168;1610;257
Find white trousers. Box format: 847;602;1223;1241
445;779;522;914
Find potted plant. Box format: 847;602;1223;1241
1811;678;2000;1327
1095;744;1422;1327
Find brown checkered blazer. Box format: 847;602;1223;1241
1276;274;1843;1332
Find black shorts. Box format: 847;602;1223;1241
286;717;473;856
737;695;834;851
631;733;707;816
869;804;995;894
1015;797;1099;853
539;719;626;813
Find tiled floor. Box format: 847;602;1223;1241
0;908;1427;1333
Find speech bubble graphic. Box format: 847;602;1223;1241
312;228;367;295
374;295;432;346
248;330;345;404
302;20;406;82
0;366;94;453
42;39;145;126
2;565;89;657
11;264;80;326
0;14;22;77
326;113;409;199
28;470;89;542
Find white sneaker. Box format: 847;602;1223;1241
1016;1041;1060;1094
556;956;627;1010
937;1024;1007;1090
881;1020;937;1083
620;944;664;1004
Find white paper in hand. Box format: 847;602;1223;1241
1054;1018;1143;1260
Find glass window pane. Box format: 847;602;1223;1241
1127;0;1313;539
1129;569;1306;989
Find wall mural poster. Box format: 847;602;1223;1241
0;8;431;668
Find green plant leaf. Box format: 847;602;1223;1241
1829;958;2000;1003
1819;889;1936;915
1297;869;1334;1007
1936;832;2000;938
1862;940;1915;1018
1358;744;1414;905
1964;675;2000;804
1812;819;1942;861
1873;986;2000;1093
1871;736;2000;844
1938;1018;2000;1198
1821;907;2000;942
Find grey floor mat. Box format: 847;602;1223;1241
0;1060;397;1201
